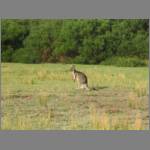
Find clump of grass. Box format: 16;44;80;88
5;98;13;106
22;77;35;84
36;70;48;80
36;69;68;81
69;113;79;129
115;73;127;88
15;116;32;130
47;72;69;81
118;73;126;80
2;115;11;130
3;89;11;103
2;115;32;130
133;112;143;130
68;106;79;129
99;112;110;130
2;111;52;130
106;107;122;114
89;104;145;130
134;82;148;97
37;111;52;129
38;92;49;108
89;104;100;129
5;88;11;96
111;116;129;130
128;92;142;109
89;104;110;130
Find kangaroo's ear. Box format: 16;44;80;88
72;64;75;68
70;65;75;71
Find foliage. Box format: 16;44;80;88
101;56;148;67
1;19;149;66
12;48;40;63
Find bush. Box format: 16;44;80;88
2;49;13;62
1;19;149;64
12;48;40;63
101;56;148;67
72;56;88;64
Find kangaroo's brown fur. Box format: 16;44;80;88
70;65;89;90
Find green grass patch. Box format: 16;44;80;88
1;63;149;130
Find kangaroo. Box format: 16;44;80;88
70;65;89;90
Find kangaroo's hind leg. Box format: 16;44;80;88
76;78;81;89
81;84;89;90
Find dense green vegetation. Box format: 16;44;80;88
1;19;149;66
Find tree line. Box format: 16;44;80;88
1;19;149;66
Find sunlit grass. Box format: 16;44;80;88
1;63;149;130
88;104;145;130
127;92;141;109
134;81;148;97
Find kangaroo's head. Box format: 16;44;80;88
70;65;76;72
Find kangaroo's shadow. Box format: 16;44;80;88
91;86;108;90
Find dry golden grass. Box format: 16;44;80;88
134;112;143;130
47;72;69;81
128;92;142;109
1;63;149;130
22;77;35;85
2;115;32;130
89;104;101;129
2;110;52;130
38;91;49;108
88;104;145;130
36;111;52;129
36;70;48;80
118;73;126;80
134;81;148;97
2;102;147;130
69;113;79;129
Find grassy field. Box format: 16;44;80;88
1;63;149;130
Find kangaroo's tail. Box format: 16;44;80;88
88;87;98;91
83;84;97;91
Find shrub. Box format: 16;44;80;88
2;49;13;62
101;56;148;67
12;48;40;63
